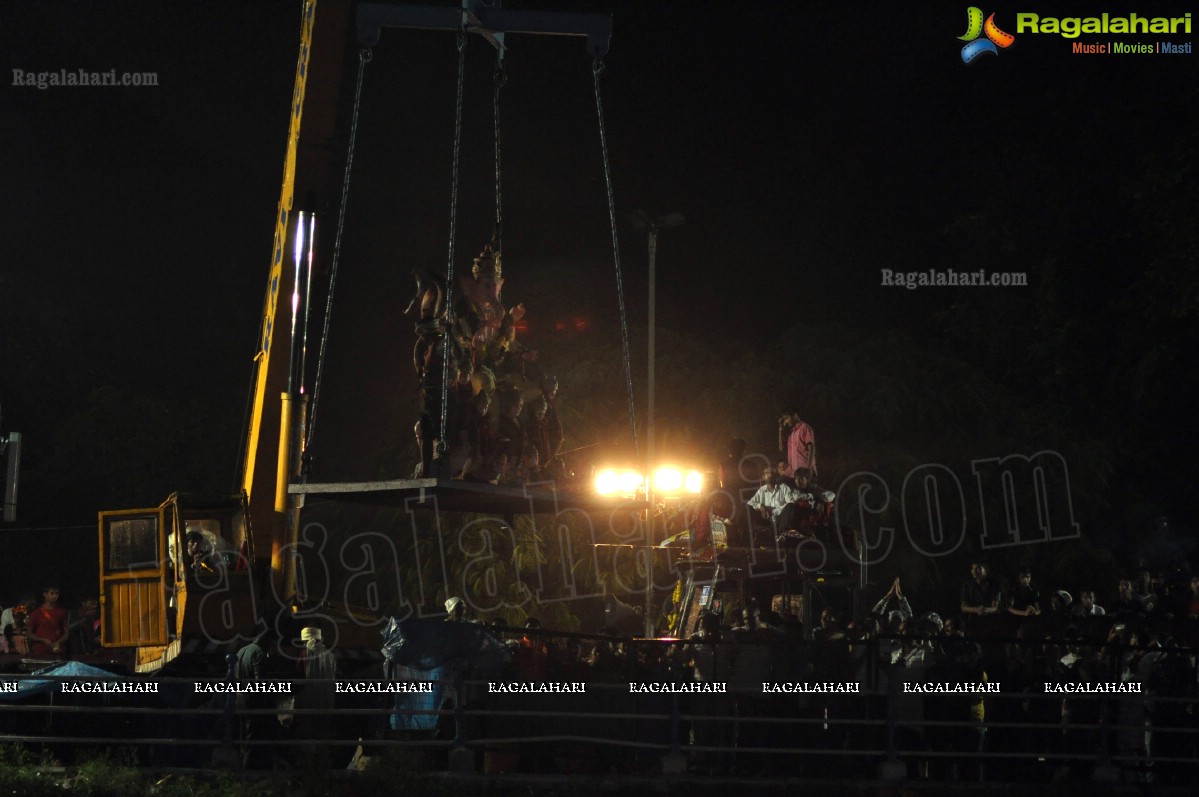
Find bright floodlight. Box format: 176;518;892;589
684;470;704;494
594;468;620;496
617;470;644;495
595;468;645;496
653;467;683;493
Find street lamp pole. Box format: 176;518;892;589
631;211;684;637
646;224;657;637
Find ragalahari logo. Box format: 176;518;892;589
959;7;1016;62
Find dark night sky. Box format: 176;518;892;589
2;2;1197;596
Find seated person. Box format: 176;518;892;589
746;464;803;538
794;470;835;504
772;460;798;490
792;470;836;529
184;530;226;581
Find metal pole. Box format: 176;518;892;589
645;227;657;637
216;653;239;768
3;432;20;522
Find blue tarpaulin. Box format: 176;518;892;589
0;660;126;701
380;617;509;732
380;617;509;671
389;664;446;731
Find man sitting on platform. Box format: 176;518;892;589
746;464;803;543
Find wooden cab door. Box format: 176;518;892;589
98;506;170;647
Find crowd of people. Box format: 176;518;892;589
456;567;1198;780
0;586;100;658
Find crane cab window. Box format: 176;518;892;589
103;515;161;572
173;511;246;585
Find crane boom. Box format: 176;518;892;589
242;0;352;583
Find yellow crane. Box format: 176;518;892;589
97;0;615;674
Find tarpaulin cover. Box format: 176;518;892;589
380;617;509;731
0;660;125;701
389;663;446;731
379;617;509;672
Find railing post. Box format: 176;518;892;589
448;668;475;772
662;690;686;774
866;635;879;691
213;653;240;768
453;669;465;745
1093;696;1119;782
878;669;904;781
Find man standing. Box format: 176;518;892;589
299;627;337;683
236;631;269;682
236;630;276;768
445;596;468;622
68;597;101;655
778;407;816;479
27;586;69;656
294;627;337;760
960;562;1001;618
1007;567;1041;617
1070;591;1106;618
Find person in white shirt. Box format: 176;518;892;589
746;465;803;535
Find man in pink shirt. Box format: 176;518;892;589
778;407;816;479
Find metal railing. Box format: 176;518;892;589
0;631;1195;784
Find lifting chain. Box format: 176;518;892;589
492;56;507;250
305;47;372;461
437;30;469;466
592;58;639;458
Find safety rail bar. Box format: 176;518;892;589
4;678;1197;770
2;625;1196;782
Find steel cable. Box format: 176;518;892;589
306;48;372;457
438;31;469;466
591;59;638;457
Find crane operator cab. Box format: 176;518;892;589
98;493;259;670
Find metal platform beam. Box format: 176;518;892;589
290;477;644;515
356;2;612;56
